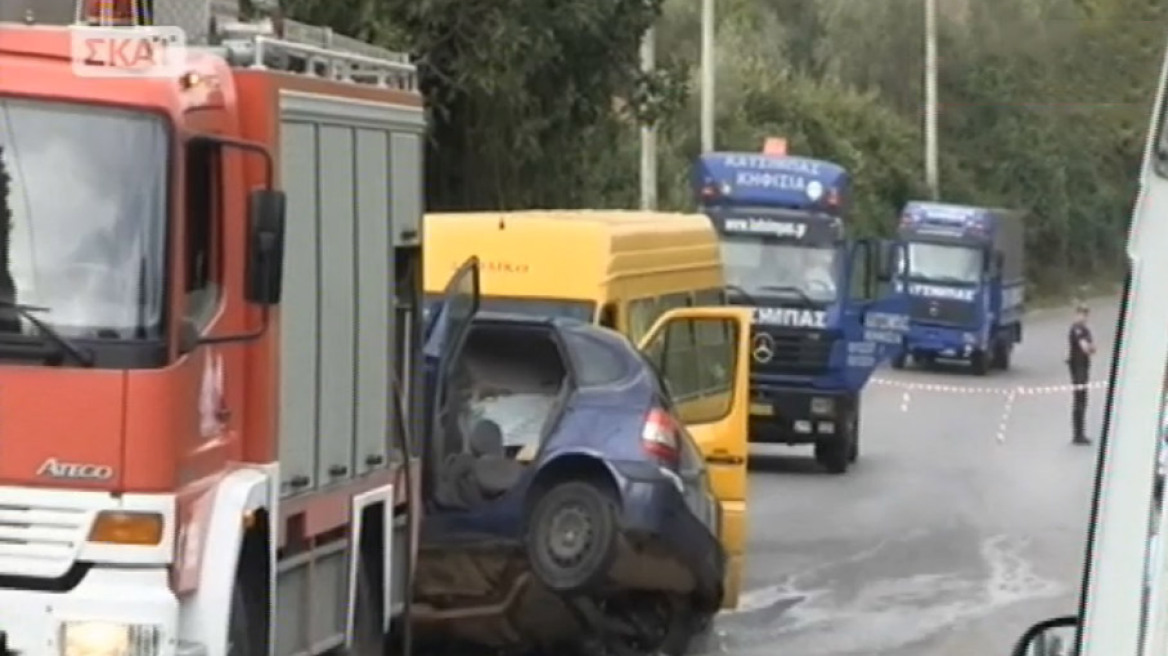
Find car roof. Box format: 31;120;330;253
472;310;557;326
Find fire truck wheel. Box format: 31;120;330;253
227;584;257;656
526;480;619;593
349;554;383;655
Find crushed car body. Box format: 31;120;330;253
413;258;753;655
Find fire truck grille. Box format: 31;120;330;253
0;501;87;578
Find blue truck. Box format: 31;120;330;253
693;151;909;474
891;201;1025;375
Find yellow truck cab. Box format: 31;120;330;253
424;210;723;338
422;210;749;607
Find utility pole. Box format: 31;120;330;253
700;0;715;152
640;27;658;210
924;0;939;199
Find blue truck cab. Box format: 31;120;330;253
892;201;1025;375
693;152;909;474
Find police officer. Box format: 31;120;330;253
1067;303;1096;445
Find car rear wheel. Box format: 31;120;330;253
526;480;619;593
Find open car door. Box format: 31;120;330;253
422;257;481;499
638;306;753;609
842;239;910;389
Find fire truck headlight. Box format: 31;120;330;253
61;621;160;656
87;511;164;546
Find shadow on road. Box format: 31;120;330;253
897;360;979;376
748;452;829;475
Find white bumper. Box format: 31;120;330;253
0;566;178;656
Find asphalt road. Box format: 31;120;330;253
702;299;1118;656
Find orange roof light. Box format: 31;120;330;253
83;0;145;26
762;137;788;156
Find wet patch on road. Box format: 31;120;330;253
700;531;1068;655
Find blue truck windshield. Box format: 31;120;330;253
719;236;840;302
905;242;983;285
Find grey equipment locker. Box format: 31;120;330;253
276;89;425;498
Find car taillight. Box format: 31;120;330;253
642;408;680;464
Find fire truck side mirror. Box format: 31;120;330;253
246;189;287;305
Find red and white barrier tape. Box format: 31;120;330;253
996;391;1017;443
870;377;1107;396
871;376;1105;442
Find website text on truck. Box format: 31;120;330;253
0;1;427;654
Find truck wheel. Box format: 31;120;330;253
527;480;619;593
349;554;384;655
816;408;854;475
992;340;1012;370
227;584;257;656
815;440;849;474
847;403;860;463
890;343;907;370
970;350;988;376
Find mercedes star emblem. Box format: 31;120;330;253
752;333;775;363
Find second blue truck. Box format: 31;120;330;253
892;201;1026;375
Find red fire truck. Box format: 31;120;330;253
0;1;424;654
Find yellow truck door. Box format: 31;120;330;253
637;307;752;609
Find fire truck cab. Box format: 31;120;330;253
0;1;424;655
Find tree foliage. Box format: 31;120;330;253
284;0;1165;288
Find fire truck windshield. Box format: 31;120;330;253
0;98;168;339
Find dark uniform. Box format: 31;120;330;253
1067;318;1093;444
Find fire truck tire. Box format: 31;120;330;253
349;554;384;655
227;583;258;656
526;480;619;593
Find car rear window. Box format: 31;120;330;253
562;328;631;387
